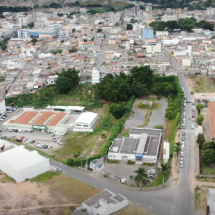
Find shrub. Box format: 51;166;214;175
127;160;135;165
154;125;164;130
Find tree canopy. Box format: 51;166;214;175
126;24;133;30
55;68;79;94
150;18;213;33
197;133;205;147
201;149;215;164
109;103;129;119
201;140;215;151
196;114;204;125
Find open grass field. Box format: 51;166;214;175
55;105;118;161
200;161;215;175
188;76;215;93
112;204;156;215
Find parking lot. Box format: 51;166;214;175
102;161;157;186
0;130;64;155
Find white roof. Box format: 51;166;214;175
46;105;85;111
0;145;47;171
75;112;98;125
136;133;148;154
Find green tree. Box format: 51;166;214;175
27;22;34;29
109;103;129;119
159;163;171;187
165;110;174;119
69;47;78;53
55;68;79;94
133;167;149;189
126;24;133;30
196;104;204;114
131;66;154;88
202;140;215;150
197;133;205;147
31;38;37;45
174;144;181;159
131;82;148;97
165;21;179;32
179;18;196;32
97;28;102;32
130;19;138;24
1;44;7;51
196;114;204;125
201;149;215;164
72;28;76;33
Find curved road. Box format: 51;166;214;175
50;51;196;215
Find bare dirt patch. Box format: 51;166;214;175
188;76;215;93
0;174;99;215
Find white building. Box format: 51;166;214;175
74;112;99;132
92;67;100;84
0;97;6;115
108;128;162;163
0;145;50;183
21;46;37;58
207;188;215;215
163;141;170;164
73;189;128;215
90;158;104;171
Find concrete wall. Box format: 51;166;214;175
0;99;6;115
108;152;135;161
17;158;49;183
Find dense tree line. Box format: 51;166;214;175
150;18;214;33
0;6;31;13
200;140;215;164
95;66;179;106
55;68;79;94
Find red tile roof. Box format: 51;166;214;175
10;111;67;127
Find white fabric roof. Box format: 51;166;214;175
0;145;47;171
46;105;85;111
75;112;98;125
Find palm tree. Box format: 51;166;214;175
174;145;181;159
134;167;149;189
160;163;171;187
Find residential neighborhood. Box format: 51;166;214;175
0;1;215;215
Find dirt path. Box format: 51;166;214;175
1;203;79;212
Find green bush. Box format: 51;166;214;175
127;160;135;165
107;160;120;164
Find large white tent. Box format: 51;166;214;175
0;145;49;183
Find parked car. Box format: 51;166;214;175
181;152;184;157
182;131;186;136
180;164;184;168
191;125;194;129
181;136;185;141
181;145;185;150
56;167;62;172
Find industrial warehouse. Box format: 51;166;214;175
108;127;163;163
3;106;99;134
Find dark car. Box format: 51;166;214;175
182;131;186;136
190;92;193;95
181;136;185;141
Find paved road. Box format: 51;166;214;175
50;48;196;215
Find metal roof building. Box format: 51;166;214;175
0;145;49;183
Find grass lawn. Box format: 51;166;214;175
200;161;215;175
31;171;60;182
137;102;158;110
146;172;169;187
164;119;175;142
40;174;100;205
111;204;156;215
189;76;215;93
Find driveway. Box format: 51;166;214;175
147;99;168;128
124;99;145;129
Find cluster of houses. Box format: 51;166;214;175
0;4;215;97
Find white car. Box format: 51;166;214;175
183;112;186;116
192;118;195;122
180;164;184;168
181;152;184;157
181;144;185;150
191;125;194;129
180;157;183;161
180;160;183;165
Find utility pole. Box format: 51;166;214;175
81;156;82;170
